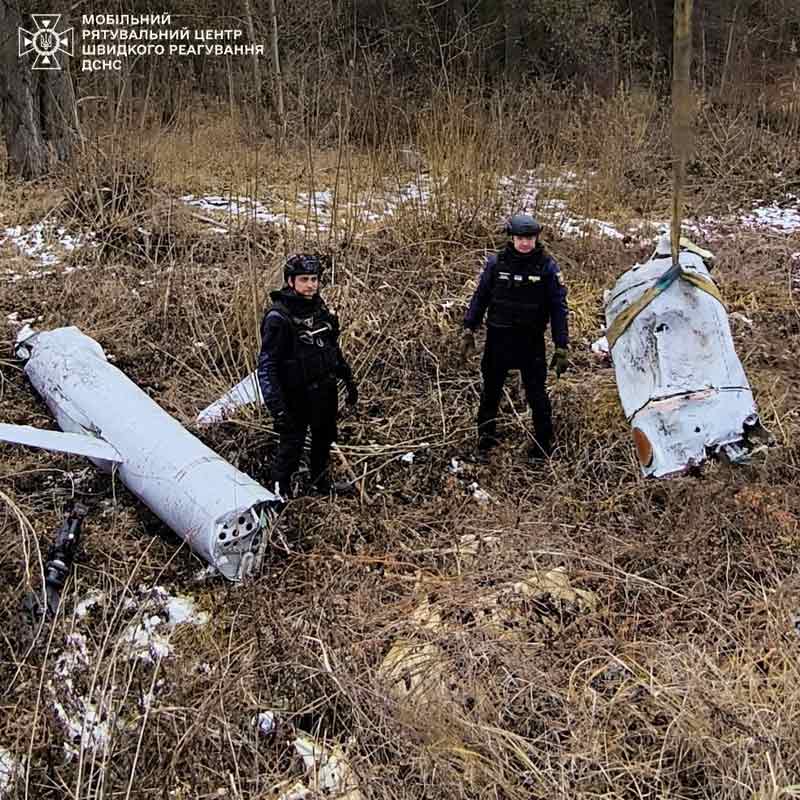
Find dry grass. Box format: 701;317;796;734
1;86;800;799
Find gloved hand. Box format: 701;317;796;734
345;380;359;407
271;408;292;434
550;347;570;377
460;329;476;361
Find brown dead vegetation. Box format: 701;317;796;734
1;95;799;799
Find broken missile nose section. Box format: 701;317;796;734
5;325;280;580
605;235;770;478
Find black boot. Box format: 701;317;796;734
265;479;290;513
476;435;497;464
309;476;355;497
527;438;553;465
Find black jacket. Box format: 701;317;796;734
257;288;353;416
464;243;569;349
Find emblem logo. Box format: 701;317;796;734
18;14;73;70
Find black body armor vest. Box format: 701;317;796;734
269;301;339;392
486;248;550;329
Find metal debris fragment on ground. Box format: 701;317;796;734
0;326;280;580
275;734;362;800
604;235;771;477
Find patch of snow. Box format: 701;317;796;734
164;594;210;626
742;197;800;233
48;633;112;759
123;589;209;664
300;190;334;209
1;223;95;274
124;614;173;662
181;193;291;227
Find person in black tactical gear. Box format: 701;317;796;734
257;254;358;498
462;214;569;462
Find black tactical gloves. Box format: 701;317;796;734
272;407;292;433
460;329;476;361
549;347;569;377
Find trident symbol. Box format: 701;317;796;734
18;14;74;70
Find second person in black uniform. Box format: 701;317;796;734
257;254;358;497
461;214;570;462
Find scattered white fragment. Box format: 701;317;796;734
123;590;209;663
0;749;21;797
591;336;610;358
458;532;500;558
290;735;361;799
400;452;415;464
193;565;219;582
164;594;210;626
276;782;311;800
730;312;754;327
75;590;106;619
255;711;276;736
468;482;491;504
448;458;463;474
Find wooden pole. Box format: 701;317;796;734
671;0;693;266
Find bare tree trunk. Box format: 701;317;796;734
0;1;76;178
139;61;155;131
242;0;264;129
226;55;236;120
720;0;741;96
269;0;285;130
503;0;524;78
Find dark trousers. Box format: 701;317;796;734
271;383;337;495
477;326;553;453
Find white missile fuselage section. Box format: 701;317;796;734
605;237;768;477
2;326;279;580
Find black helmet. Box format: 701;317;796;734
506;213;542;237
284;253;323;282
